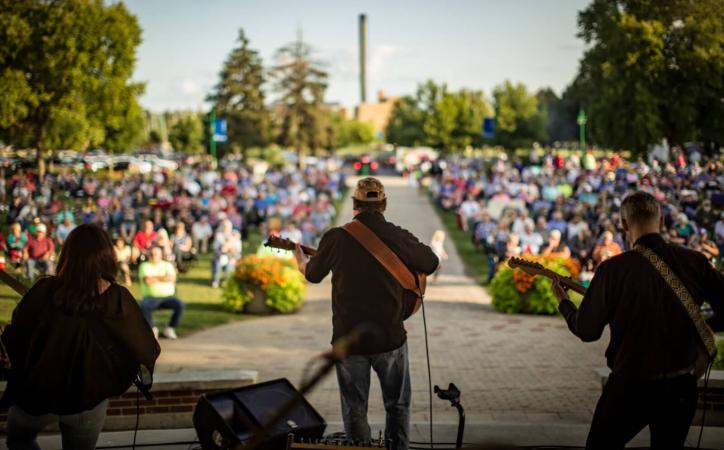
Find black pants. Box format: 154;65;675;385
586;373;698;449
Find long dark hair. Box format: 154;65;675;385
54;224;119;312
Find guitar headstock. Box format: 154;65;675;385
507;257;545;275
264;235;296;252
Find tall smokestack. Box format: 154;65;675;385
359;14;367;104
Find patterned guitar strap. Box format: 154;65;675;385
634;244;717;377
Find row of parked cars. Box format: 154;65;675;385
0;149;194;174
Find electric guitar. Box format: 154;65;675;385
264;235;427;316
507;256;587;296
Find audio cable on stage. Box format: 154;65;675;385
421;297;434;449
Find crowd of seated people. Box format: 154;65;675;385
0;160;345;286
428;148;723;284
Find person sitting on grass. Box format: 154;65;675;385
114;236;132;286
138;246;185;339
131;220;157;264
23;223;55;279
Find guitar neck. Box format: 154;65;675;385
300;245;317;257
0;269;28;296
541;268;587;295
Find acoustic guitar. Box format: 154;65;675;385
507;256;587;296
264;235;427;316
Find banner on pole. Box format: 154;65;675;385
213;119;228;143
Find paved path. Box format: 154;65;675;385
157;176;608;428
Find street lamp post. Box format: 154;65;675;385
577;109;587;154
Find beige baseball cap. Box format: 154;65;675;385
352;177;386;202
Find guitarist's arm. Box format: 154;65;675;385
395;226;439;276
298;229;338;283
554;261;611;343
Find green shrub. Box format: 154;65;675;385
490;255;581;315
221;255;305;314
714;340;724;370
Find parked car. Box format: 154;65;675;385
353;155;378;176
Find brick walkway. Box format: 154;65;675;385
157;176;608;429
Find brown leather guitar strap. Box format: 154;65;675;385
343;220;421;296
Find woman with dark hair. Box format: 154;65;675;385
1;224;160;450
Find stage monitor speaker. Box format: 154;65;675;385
193;378;326;450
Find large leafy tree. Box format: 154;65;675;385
0;0;144;176
577;0;723;154
168;112;204;153
208;29;273;154
387;81;491;152
492;80;547;149
269;32;328;167
385;96;426;147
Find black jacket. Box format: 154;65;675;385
305;211;439;355
559;233;724;379
1;277;160;415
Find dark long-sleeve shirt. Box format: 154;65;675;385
559;233;724;379
305;211;439;355
1;277;160;415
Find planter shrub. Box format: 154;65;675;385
222;255;305;314
491;255;581;314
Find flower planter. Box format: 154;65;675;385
243;287;276;315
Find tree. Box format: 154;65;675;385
385;96;426;146
0;0;144;176
208;29;273;154
577;0;723;154
168;112;204;152
492;80;547;149
269;32;329;167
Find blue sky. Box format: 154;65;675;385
124;0;590;112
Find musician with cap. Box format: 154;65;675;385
293;177;439;450
550;191;724;450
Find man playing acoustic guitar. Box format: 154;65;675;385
551;191;724;450
293;177;439;450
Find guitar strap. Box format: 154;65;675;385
633;244;716;376
342;220;422;297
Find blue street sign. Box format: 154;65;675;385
213;119;228;143
482;117;496;139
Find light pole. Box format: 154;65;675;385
577;109;587;154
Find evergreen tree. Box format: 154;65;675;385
270;32;329;167
208;29;273;154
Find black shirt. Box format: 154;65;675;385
559;233;724;379
305;211;439;355
2;277;160;415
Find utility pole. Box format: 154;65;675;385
359;14;367;104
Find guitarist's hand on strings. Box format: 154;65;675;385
293;243;309;276
551;277;570;304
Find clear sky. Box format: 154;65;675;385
124;0;590;112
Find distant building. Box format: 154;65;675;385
355;90;400;134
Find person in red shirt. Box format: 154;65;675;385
23;223;55;279
131;220;158;263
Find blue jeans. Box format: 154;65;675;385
335;342;410;450
6;399;108;450
211;255;234;286
140;296;185;328
26;259;52;280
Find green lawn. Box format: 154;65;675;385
428;194;490;286
0;236;264;337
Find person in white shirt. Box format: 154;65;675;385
280;221;303;244
512;209;535;237
519;223;544;255
191;216;213;254
457;196;480;232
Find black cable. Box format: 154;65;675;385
421;298;434;449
